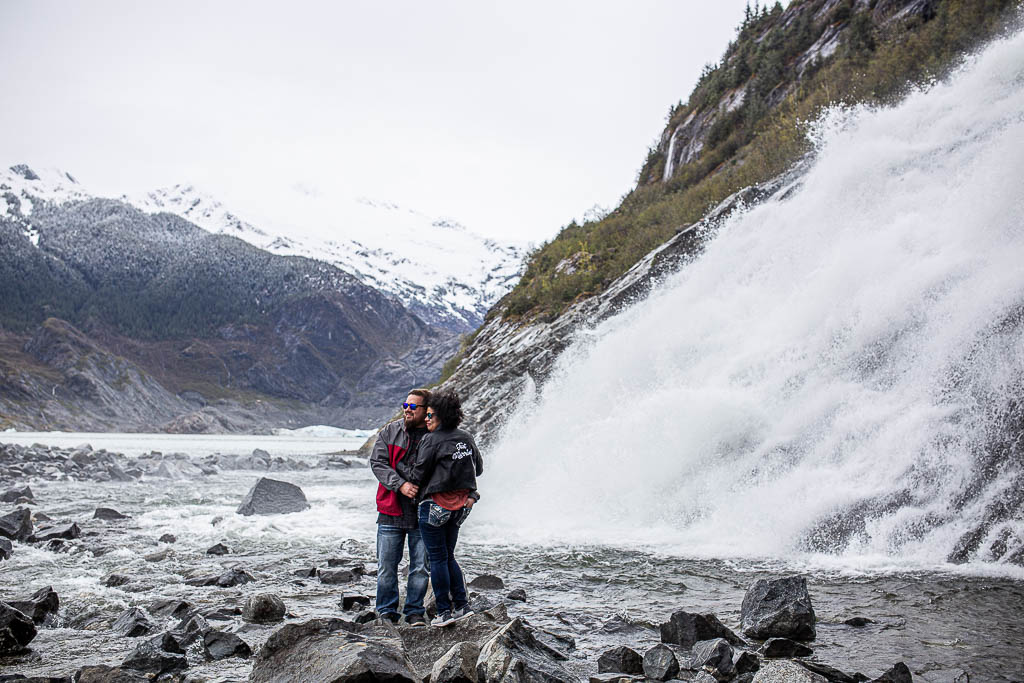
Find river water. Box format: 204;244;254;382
1;432;1022;682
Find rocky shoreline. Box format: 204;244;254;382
0;441;991;682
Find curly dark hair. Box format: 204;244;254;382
427;389;464;430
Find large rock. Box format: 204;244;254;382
0;508;33;541
741;577;816;641
430;641;480;683
250;618;418;683
243;593;287;623
869;663;913;683
399;604;512;676
121;638;188;676
477;617;575;683
203;629;252;660
753;660;828;682
1;486;34;503
33;522;81;542
597;645;644;674
111;608;153;637
759;638;813;659
185;567;255;587
75;665;151;682
236;477;310;516
660;610;745;648
94;507;130;521
693;638;736;681
642;644;679;681
7;587;59;625
0;538;12;561
0;602;38;654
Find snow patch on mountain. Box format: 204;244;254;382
2;164;527;332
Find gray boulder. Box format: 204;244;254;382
693;638;735;681
121;638;188;676
477;617;575;683
597;645;644;674
0;601;38;654
467;574;505;590
75;664;150;682
34;522;81;542
1;486;33;503
660;610;745;648
741;576;816;641
243;593;287;623
642;644;679;681
753;660;828;682
0;538;12;561
250;618;417;683
111;607;153;637
202;629;251;660
7;586;59;625
185;567;255;587
319;568;357;585
430;641;480;683
759;638;814;658
0;508;33;541
869;663;913;683
94;507;130;521
236;477;310;516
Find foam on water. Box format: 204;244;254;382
478;28;1024;574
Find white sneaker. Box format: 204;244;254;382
451;606;474;622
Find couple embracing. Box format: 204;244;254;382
369;388;484;627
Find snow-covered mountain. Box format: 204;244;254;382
2;164;527;332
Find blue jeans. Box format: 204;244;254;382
375;524;428;617
418;501;470;615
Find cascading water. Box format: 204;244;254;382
477;27;1024;573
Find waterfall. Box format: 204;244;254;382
663;125;680;182
477;29;1024;573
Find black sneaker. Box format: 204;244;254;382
431;611;455;627
379;612;400;624
405;613;427;627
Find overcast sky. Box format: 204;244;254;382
1;1;765;243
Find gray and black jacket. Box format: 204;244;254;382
404;427;483;500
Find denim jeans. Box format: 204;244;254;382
375;524;428;617
418;501;470;615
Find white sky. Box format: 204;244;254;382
0;1;765;243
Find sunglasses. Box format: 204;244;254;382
425;412;436;420
402;402;422;410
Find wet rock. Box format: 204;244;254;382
175;613;211;642
0;538;12;561
735;651;761;676
250;618;416;683
741;576;816;641
294;566;318;578
206;542;231;555
642;644;680;681
477;617;575;683
144;631;186;655
868;663;913;683
535;626;575;655
203;629;252;660
660;610;745;648
468;574;505;590
33;523;81;542
597;645;644;674
121;638;188;676
185;567;255;587
796;660;865;683
102;574;130;588
319;568;357;584
236;477;310;516
111;608;153;637
33;512;53;523
693;638;736;680
430;641;480;683
1;486;33;503
340;594;372;611
0;602;38;654
74;665;150;682
0;508;33;541
753;660;828;682
760;638;814;658
353;610;377;624
149;599;192;620
157;533;177;543
506;588;527;602
143;549;169;562
843;617;874;627
243;593;287;623
589;676;644;683
93;508;129;521
7;587;59;625
203;606;242;621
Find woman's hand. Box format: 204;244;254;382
399;482;419;498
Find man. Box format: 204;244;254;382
369;389;431;626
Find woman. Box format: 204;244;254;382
407;389;483;627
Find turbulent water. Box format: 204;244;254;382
479;26;1024;574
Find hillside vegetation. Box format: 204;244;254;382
498;0;1018;321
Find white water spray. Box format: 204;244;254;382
478;30;1024;571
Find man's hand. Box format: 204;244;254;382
399;482;419;498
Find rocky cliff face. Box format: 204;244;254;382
0;194;458;431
